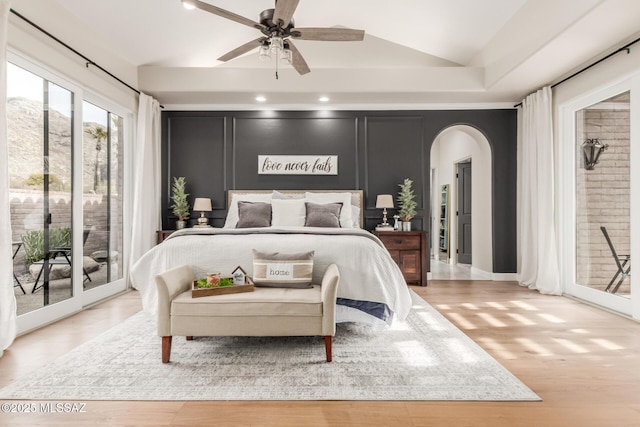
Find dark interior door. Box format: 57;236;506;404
457;161;472;264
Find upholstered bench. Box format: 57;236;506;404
155;263;340;363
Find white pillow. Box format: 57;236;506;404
351;205;361;228
272;190;304;200
304;192;354;228
224;193;272;228
271;198;307;227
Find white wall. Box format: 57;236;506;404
431;126;493;275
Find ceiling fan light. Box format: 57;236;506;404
181;0;196;10
258;42;271;62
280;47;292;65
270;36;283;53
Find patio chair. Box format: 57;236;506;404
600;226;631;294
12;241;26;294
30;228;92;293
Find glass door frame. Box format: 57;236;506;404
10;53;83;333
10;52;132;334
558;76;639;320
80;91;131;307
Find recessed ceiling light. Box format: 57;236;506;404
319;96;330;102
255;96;267;102
181;0;196;10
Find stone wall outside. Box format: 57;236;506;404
575;104;630;293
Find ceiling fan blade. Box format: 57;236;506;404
272;0;299;28
187;0;266;31
292;27;365;41
287;40;310;75
217;37;265;62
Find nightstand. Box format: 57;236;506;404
374;230;428;287
156;230;175;244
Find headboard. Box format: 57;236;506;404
227;190;365;228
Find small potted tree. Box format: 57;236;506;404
397;178;417;231
171;176;190;229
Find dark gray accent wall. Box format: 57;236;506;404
161;109;517;273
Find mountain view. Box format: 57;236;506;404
7;96;112;193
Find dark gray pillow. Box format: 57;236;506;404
304;202;342;228
252;249;314;288
236;201;272;228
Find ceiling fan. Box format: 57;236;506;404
181;0;365;77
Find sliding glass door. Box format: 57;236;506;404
8;63;75;317
8;55;129;333
575;92;631;299
81;101;124;294
560;79;638;319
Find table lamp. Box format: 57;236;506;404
376;194;394;230
193;197;212;227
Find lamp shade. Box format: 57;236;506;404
193;197;212;212
376;194;394;209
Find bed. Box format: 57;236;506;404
130;190;412;326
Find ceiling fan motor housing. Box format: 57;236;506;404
259;8;295;37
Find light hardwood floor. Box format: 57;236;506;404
1;282;640;426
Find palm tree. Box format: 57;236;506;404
84;126;108;192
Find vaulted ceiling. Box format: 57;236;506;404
14;0;640;108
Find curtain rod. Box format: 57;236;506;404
514;35;640;108
9;8;143;98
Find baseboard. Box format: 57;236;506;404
469;267;491;280
491;272;520;281
427;265;520;282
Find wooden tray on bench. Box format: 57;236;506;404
192;277;254;298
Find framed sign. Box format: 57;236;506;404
258;155;338;175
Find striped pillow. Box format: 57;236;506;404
252;250;314;288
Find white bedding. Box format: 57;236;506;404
130;227;412;325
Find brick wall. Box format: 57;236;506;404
575;102;630;293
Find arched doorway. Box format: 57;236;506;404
430;125;493;280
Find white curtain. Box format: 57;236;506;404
128;93;161;291
1;0;17;357
517;86;562;294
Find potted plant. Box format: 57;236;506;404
397;178;417;231
171;176;190;229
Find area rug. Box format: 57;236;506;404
0;291;540;401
